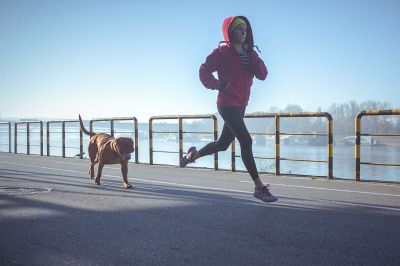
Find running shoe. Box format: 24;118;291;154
254;184;278;203
180;146;197;168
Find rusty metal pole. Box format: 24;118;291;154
213;115;218;171
27;123;30;155
231;141;236;172
110;120;114;138
8;122;11;153
327;114;333;179
62;122;66;158
179;118;183;164
275;116;280;176
47;122;50;156
355;112;363;181
14;123;17;154
40;122;43;156
134;118;139;163
149;118;153;165
79;122;83;159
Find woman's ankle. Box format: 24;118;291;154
253;177;264;190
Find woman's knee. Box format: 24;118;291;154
216;141;232;151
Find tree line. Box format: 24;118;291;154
251;100;399;136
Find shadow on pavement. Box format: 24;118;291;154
1;175;399;266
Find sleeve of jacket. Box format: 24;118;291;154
199;49;220;90
250;51;268;80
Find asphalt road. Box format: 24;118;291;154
1;153;399;266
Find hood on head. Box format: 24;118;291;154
222;16;254;48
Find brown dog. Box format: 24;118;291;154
79;115;134;188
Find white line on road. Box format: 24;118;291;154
46;160;400;198
1;160;400;211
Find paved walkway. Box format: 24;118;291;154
1;153;399;265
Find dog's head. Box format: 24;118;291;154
116;137;135;160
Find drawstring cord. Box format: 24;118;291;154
253;45;261;53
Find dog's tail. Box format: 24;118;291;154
79;114;96;137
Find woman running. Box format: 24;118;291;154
180;16;277;203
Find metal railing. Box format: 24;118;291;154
0;122;12;153
14;121;43;155
5;109;400;183
232;112;333;179
355;109;400;181
90;117;139;163
47;120;83;158
149;115;218;169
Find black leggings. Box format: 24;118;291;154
198;106;259;180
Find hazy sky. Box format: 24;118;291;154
1;0;399;121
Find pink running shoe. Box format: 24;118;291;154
254;184;278;202
180;146;197;168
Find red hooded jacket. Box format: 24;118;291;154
199;16;268;107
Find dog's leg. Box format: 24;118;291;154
95;162;104;185
88;143;98;179
89;160;97;180
121;161;132;189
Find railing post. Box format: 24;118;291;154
179;118;183;162
8;122;11;153
327;114;333;179
40;122;43;156
14;123;17;153
149;118;153;165
110;120;114;138
275;116;280;176
47;122;50;156
213;115;218;171
62;122;66;158
231;141;236;172
27;123;30;155
134;118;139;163
80;123;83;159
355;112;363;181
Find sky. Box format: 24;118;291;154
0;0;399;121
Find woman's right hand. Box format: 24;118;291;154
218;80;228;93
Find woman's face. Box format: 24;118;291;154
231;24;247;44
